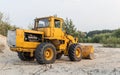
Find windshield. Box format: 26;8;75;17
38;18;49;28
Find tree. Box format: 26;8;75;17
28;23;34;30
113;28;120;38
0;12;19;36
63;18;87;42
63;18;76;36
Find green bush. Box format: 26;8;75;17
91;33;111;43
112;29;120;38
88;29;120;48
102;37;120;47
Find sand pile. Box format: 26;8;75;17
0;35;6;53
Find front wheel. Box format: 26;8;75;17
35;43;56;64
68;44;82;61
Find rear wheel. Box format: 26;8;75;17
68;44;82;61
17;52;34;61
35;43;56;64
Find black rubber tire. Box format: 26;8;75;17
17;52;34;61
68;44;82;61
56;53;62;59
35;43;56;64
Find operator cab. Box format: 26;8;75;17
34;16;65;38
34;16;63;29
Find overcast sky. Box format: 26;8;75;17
1;0;120;32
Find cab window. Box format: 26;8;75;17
38;18;49;28
54;20;60;28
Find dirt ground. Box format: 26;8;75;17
0;35;120;75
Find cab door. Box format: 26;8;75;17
53;19;64;39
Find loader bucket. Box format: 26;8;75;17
81;45;94;60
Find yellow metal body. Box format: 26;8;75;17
15;29;43;48
81;45;94;59
10;16;94;58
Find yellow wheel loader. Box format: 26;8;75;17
7;16;94;64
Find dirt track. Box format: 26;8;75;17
0;36;120;75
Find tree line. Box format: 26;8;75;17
90;29;120;47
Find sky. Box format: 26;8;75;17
0;0;120;32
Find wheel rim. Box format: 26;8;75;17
75;48;81;58
44;48;53;60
